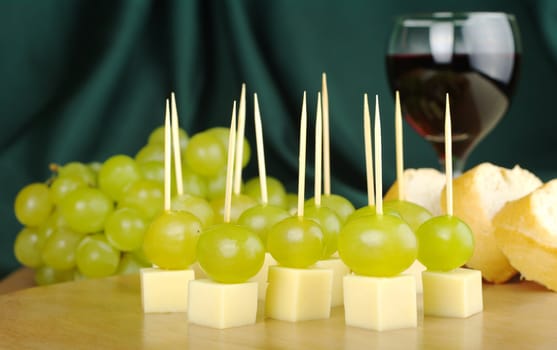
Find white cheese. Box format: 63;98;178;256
265;266;333;322
187;279;258;329
190;262;206;279
403;259;426;293
343;273;417;331
248;252;277;301
314;258;351;307
422;268;483;318
140;268;195;313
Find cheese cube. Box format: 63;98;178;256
403;260;426;293
422;268;483;318
190;262;207;279
187;279;258;329
249;252;277;300
265;266;333;322
140;268;195;313
343;274;417;331
314;258;351;307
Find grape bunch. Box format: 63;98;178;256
11;125;260;285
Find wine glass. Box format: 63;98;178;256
386;12;521;174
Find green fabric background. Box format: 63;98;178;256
1;0;556;277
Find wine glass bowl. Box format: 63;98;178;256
386;12;521;173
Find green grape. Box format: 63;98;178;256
338;214;417;277
39;210;68;238
143;211;202;269
197;223;264;283
88;161;102;174
304;205;342;259
147;126;166;144
267;216;324;268
59;187;113;233
139;161;179;194
384;200;433;232
306;194;355;223
415;215;474;272
14;183;53;227
37;213;60;245
139;161;164;183
171;194;215;228
76;234;121;278
285;193;298;215
184;131;226;177
116;252;150;275
34;266;74;286
206;127;250;168
148;125;189;151
210;193;257;224
131;247;151;266
41;228;83;270
98;154;142;201
243;176;288;208
49;175;87;204
36;211;66;256
346;205;401;223
13;227;43;268
181;164;209;198
73;269;86;281
206;169;227;200
237;204;291;246
135;143;165;164
105;208;147;251
118;179;163;220
52;162;97;186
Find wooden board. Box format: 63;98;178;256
1;274;557;349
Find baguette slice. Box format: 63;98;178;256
384;168;445;216
443;162;542;283
493;180;557;291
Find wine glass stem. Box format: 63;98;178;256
439;157;466;177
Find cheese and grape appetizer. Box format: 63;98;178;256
265;92;333;322
418;94;482;318
188;96;264;329
140;97;200;313
340;94;417;331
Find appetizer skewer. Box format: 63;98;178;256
189;101;265;329
265;92;333;322
140;98;201;313
340;94;418;331
417;94;483;318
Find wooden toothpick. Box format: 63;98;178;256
322;73;331;196
445;93;453;216
164;99;171;212
254;93;268;205
224;101;238;223
395;90;404;201
297;92;308;218
363;94;375;207
374;95;383;215
314;92;323;208
234;83;247;195
170;92;184;196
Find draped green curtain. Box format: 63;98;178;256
1;0;556;277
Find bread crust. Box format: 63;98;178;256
444;163;542;283
494;227;557;292
384;168;445;216
493;180;557;291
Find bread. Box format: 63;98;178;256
384;168;445;216
493;180;557;291
444;162;542;283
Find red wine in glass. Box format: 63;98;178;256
386;13;521;173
